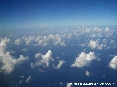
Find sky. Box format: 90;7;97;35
0;0;117;29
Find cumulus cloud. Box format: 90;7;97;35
90;33;97;37
86;71;90;76
23;36;35;45
14;38;22;45
35;53;42;58
59;82;64;86
19;81;22;83
89;39;99;49
104;27;114;37
35;36;48;46
26;76;31;83
110;40;114;44
109;56;117;69
20;76;24;78
22;48;28;51
56;60;65;69
31;50;54;68
66;83;73;87
105;27;110;33
71;52;96;68
102;39;108;43
61;41;66;46
89;39;106;50
0;38;29;74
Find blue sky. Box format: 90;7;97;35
0;0;117;29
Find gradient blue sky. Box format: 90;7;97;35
0;0;117;29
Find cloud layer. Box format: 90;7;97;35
89;39;106;50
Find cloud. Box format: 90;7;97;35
61;41;66;46
14;38;22;45
90;33;96;37
0;38;29;74
21;48;28;51
35;53;42;58
104;27;114;37
19;81;22;83
56;60;65;69
86;71;90;76
110;40;114;44
35;36;48;46
71;52;96;68
23;36;35;45
66;83;73;87
1;54;29;74
59;82;63;86
26;76;31;83
39;69;46;72
32;50;54;68
109;56;117;69
89;39;99;49
89;39;106;50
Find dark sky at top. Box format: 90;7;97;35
0;0;117;29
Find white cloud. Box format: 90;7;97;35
89;39;99;49
66;83;73;87
35;36;48;46
31;63;34;68
109;56;117;69
19;81;22;83
110;40;114;44
56;60;65;69
32;50;54;68
23;36;35;45
86;71;90;76
26;76;31;83
59;82;63;85
35;53;42;58
22;48;28;51
1;54;29;74
71;52;96;68
89;39;105;50
20;76;24;78
39;69;46;72
0;38;29;74
61;41;66;46
14;38;22;45
105;27;109;32
97;44;105;50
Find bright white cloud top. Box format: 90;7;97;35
89;39;106;50
66;83;73;87
109;56;117;69
0;38;29;74
71;52;97;68
31;50;54;68
56;60;65;69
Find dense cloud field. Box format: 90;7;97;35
0;26;117;87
